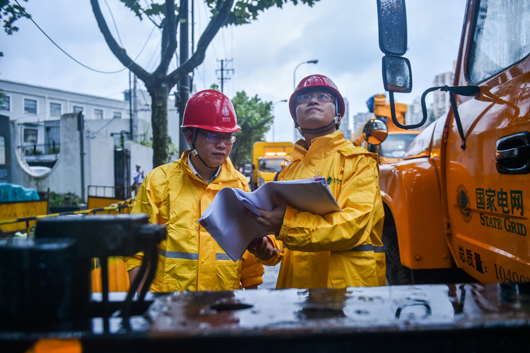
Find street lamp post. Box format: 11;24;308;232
293;60;318;90
272;99;288;142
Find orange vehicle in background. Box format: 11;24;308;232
352;94;421;164
250;141;293;190
374;0;530;285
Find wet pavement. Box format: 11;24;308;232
3;283;530;353
148;283;530;335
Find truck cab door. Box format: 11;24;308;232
445;0;530;283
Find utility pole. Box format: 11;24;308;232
77;112;85;202
132;75;138;142
128;72;139;142
129;71;133;141
216;59;234;93
178;0;190;156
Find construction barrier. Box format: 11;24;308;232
0;199;134;293
88;196;131;211
0;200;49;234
92;257;130;293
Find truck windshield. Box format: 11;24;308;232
259;158;284;173
379;134;418;158
468;0;530;83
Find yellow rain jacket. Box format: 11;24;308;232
268;130;386;288
124;150;264;292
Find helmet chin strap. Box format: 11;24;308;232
296;115;341;135
190;128;217;170
295;97;342;135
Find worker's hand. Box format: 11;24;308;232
244;192;287;235
247;236;275;260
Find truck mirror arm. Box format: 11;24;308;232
389;91;423;130
418;85;480;150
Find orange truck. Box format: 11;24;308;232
352;94;422;164
251;141;293;190
374;0;530;285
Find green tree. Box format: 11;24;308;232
91;0;319;168
230;90;273;167
0;0;29;37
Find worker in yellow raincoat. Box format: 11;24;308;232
124;90;264;292
247;75;386;288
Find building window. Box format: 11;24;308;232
73;105;83;113
24;99;37;114
24;129;38;143
0;96;10;111
94;109;104;120
50;102;62;117
113;111;122;119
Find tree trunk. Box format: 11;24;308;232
149;83;169;167
230;141;241;166
91;0;237;168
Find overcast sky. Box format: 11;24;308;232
1;0;467;143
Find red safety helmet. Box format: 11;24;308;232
182;90;241;133
289;74;346;119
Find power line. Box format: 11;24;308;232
13;0;156;74
103;0;124;47
145;39;161;72
230;25;235;96
216;59;234;94
222;26;227;60
199;1;217;59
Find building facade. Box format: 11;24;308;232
0;79;163;199
432;69;455;119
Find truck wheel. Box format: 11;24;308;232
383;226;413;285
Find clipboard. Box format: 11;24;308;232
198;177;340;261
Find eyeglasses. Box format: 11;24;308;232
197;131;237;144
296;93;334;104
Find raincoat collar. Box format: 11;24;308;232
187;153;221;184
291;130;350;162
179;150;244;188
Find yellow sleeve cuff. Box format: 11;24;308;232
277;205;296;241
241;275;264;288
123;256;143;272
257;235;282;266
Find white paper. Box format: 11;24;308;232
199;177;341;261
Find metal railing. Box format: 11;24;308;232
18;143;60;167
88;185;130;199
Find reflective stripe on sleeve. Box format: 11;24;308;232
215;253;233;261
158;249;199;260
158;249;237;261
347;244;385;253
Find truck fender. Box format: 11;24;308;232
379;158;452;270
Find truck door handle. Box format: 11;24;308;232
496;132;530;174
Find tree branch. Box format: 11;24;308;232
141;8;163;28
153;0;178;80
90;0;152;85
166;0;234;88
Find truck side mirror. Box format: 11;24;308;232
377;0;419;130
363;119;388;146
382;56;412;93
376;0;408;56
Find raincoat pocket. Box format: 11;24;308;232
164;260;198;292
215;261;241;290
328;251;379;288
